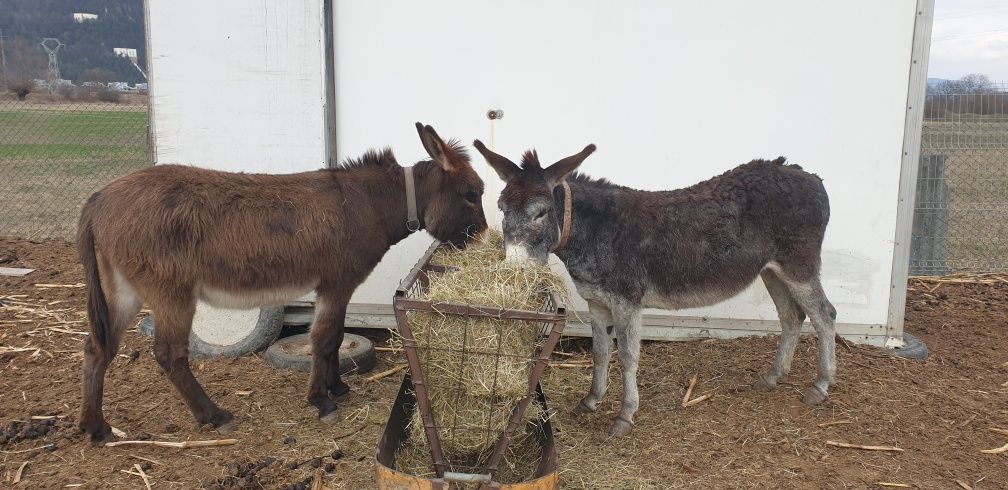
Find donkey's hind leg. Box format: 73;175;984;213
753;269;807;392
306;291;350;423
776;271;837;405
80;269;141;443
151;296;234;432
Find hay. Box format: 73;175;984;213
395;422;544;485
398;230;565;471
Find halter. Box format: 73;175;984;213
553;180;573;252
403;166;420;232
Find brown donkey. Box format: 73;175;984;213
77;123;487;442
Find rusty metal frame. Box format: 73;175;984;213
392;241;566;482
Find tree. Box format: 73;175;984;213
957;73;993;94
932;73;994;95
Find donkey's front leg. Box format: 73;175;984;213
306;293;349;423
610;306;643;437
573;302;615;414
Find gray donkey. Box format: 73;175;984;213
473;141;836;437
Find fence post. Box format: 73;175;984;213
910;154;949;275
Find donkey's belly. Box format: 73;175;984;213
642;279;756;310
197;283;317;309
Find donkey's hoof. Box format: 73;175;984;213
802;386;828;406
572;398;596;415
608;417;634;438
752;374;777;392
80;420;113;445
214;418;237;435
319;410;341;424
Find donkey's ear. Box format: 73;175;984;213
545;144;596;188
416;123;456;172
473;140;521;183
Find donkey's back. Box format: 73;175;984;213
83;164;359;293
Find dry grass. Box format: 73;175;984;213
395;231;566;478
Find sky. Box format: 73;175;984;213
929;0;1008;81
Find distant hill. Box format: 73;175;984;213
0;0;145;85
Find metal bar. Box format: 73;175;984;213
392;304;449;476
322;0;337;168
141;0;157;165
485;316;566;473
887;0;935;345
396;241;442;297
442;471;492;484
395;299;564;323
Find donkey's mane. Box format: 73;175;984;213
335;140;472;172
520;150;541;169
569;171;616;188
334;148;399;171
445;139;473;164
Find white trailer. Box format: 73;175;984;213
145;0;934;348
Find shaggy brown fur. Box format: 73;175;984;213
77;123;486;443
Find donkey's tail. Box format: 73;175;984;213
78;197;112;361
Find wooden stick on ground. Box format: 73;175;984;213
980;442;1008;454
825;440;904;452
131;455;163;466
683;393;712;408
552;362;592;368
875;483;911;488
13;461;29;484
29;415;65;421
104;438;238;449
133;463;152;490
311;467;326;490
682;374;698;408
989;428;1008;436
956;480;974;490
1;443;55;454
364;364;407;382
817;420;853;428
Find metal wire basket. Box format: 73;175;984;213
390;241;566;483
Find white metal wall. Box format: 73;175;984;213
146;0;929;345
147;0;326;173
333;0;924;344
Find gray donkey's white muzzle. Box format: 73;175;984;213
504;242;535;265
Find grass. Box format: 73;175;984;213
0;105;149;240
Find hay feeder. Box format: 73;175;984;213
375;241;566;488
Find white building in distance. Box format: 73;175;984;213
73;13;98;23
114;48;138;63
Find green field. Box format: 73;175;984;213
0;104;149;240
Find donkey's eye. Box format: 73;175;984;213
463;191;480;204
533;210;548;221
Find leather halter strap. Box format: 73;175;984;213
553;180;573;252
403;166;420;232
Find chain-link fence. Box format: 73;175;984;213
1;80;1006;274
911;82;1008;274
0;90;150;240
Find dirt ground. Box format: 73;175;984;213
1;238;1006;489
